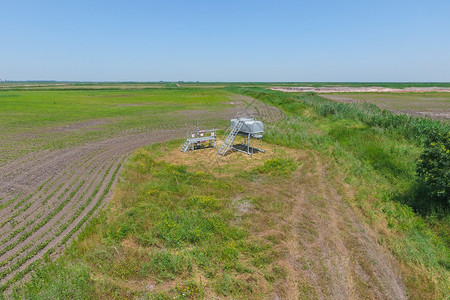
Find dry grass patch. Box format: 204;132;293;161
159;138;306;178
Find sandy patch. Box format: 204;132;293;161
271;86;450;93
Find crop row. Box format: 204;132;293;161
0;182;65;243
0;160;122;292
0;194;32;230
0;159;111;274
55;165;107;235
0;127;190;292
0;166;69;222
0;147;105;238
0;179;86;259
0;229;50;269
0;192;24;213
0;163;105;271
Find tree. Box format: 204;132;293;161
416;129;450;209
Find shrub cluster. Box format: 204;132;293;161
417;130;450;209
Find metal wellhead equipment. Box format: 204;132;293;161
218;117;264;156
181;124;218;152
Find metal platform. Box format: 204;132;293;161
181;126;217;152
187;136;216;143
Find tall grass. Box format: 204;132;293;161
227;87;449;144
229;87;450;214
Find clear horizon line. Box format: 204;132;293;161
1;80;450;84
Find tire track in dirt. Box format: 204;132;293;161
280;152;407;299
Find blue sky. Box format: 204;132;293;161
1;0;449;82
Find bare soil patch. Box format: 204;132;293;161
270;86;450;93
321;94;450;120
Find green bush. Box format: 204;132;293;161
417;130;450;208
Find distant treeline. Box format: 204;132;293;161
1;81;450;88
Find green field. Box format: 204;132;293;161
0;89;233;163
0;88;231;136
0;85;449;299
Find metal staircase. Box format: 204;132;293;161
218;119;244;156
181;139;191;152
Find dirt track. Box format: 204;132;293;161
244;150;408;299
281;153;407;299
